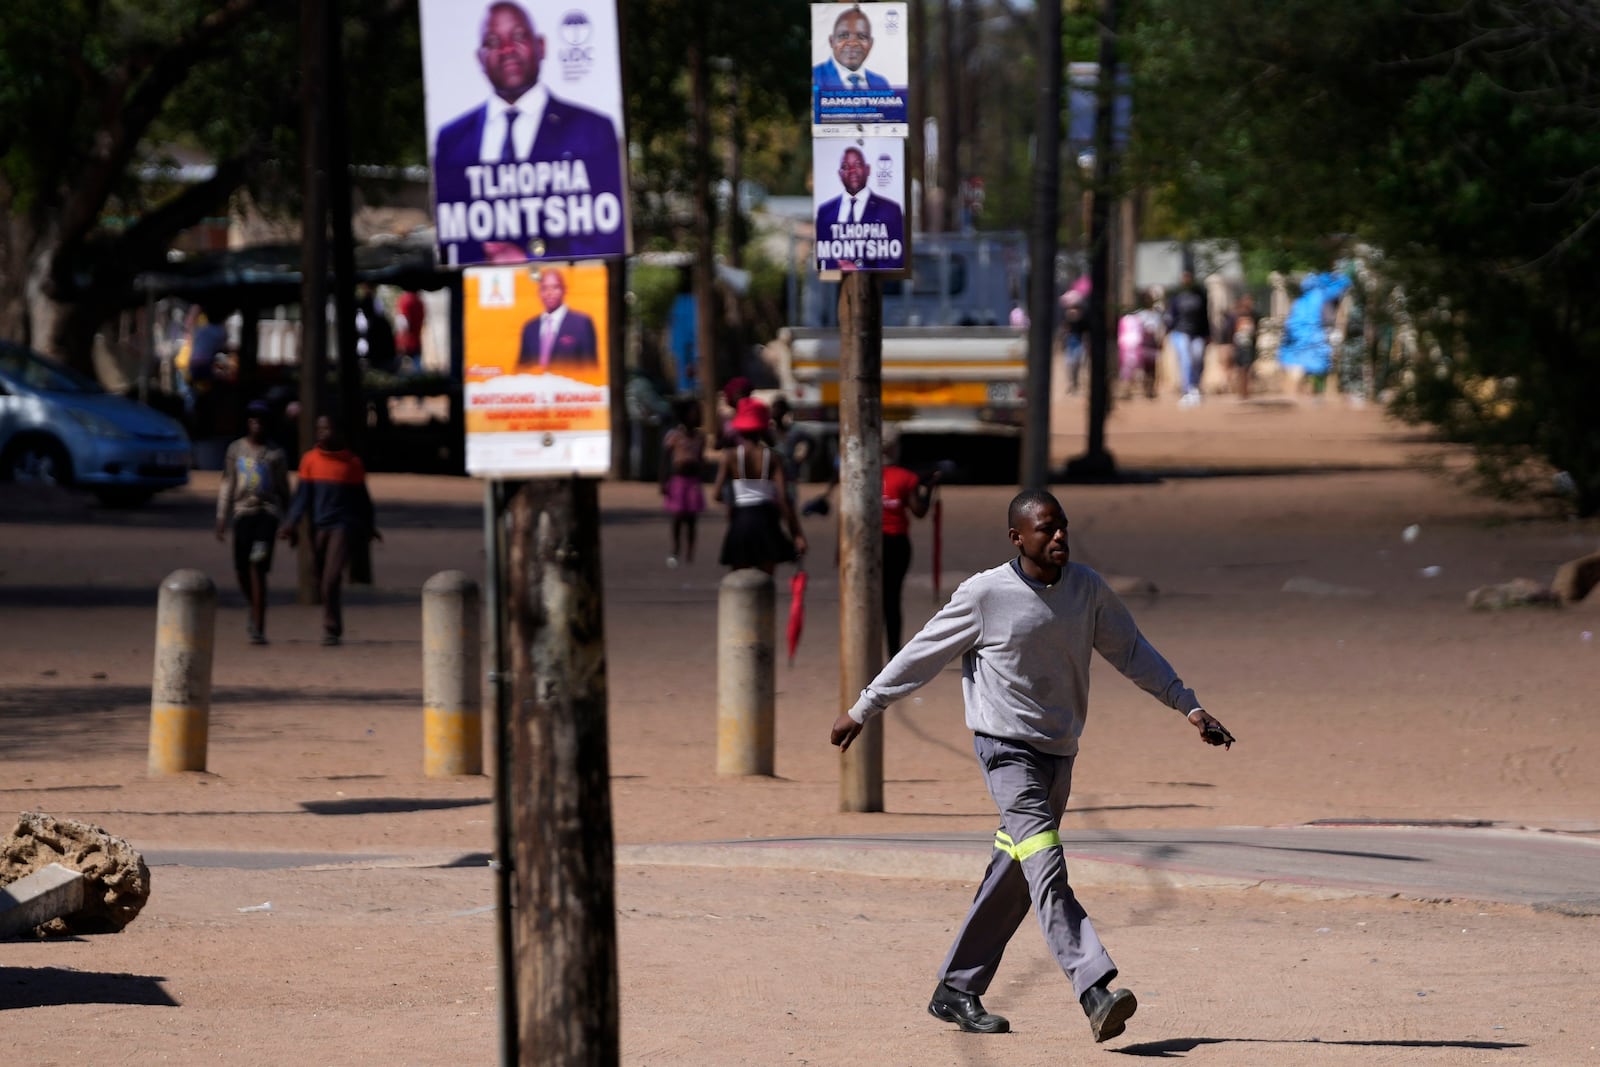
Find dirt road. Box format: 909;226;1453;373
3;396;1598;1064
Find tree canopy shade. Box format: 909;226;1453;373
1126;0;1600;514
0;0;423;372
620;0;812;248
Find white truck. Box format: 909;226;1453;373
766;231;1032;481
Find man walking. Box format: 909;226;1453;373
830;489;1234;1041
215;400;289;644
280;415;380;646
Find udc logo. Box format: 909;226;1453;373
559;10;592;46
884;9;900;34
875;154;895;188
558;10;595;79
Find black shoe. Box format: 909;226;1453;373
320;633;341;646
1080;980;1138;1043
928;981;1010;1034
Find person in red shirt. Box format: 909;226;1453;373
882;428;937;656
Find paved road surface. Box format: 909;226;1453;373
150;824;1600;913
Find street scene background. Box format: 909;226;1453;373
4;393;1597;1064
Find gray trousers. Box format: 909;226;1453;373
938;734;1116;1000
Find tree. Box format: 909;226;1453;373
1126;0;1600;514
0;0;421;375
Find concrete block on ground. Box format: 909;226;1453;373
0;863;86;939
1;811;151;934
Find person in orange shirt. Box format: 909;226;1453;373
280;416;381;645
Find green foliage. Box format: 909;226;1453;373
628;264;683;336
1127;0;1600;514
622;0;811;245
0;0;423;362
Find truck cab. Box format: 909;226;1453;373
768;232;1031;481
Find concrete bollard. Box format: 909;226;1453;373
148;569;216;775
422;570;483;776
717;569;776;776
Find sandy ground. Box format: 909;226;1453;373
3;389;1600;1065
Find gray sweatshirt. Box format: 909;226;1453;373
847;560;1201;756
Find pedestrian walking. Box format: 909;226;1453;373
830;489;1234;1040
711;397;806;573
659;397;707;568
279;415;380;646
880;427;937;657
215;399;290;644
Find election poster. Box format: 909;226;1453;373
810;2;909;135
813;137;907;274
462;262;613;477
420;0;631;268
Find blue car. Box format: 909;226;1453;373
0;340;191;506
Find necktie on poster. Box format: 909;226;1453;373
500;108;519;164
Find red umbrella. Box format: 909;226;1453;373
787;565;809;666
931;488;944;604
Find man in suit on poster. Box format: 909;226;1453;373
815;146;905;272
812;7;891;90
517;268;599;369
433;1;625;264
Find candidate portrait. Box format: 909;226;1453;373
812;7;890;90
517;268;599;368
432;1;626;264
815;146;905;272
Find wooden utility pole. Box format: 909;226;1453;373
324;0;361;455
837;272;884;813
1022;0;1063;489
1065;0;1119;480
505;478;619;1065
297;0;329;605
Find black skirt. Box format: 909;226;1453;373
719;502;797;569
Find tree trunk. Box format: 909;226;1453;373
689;24;719;438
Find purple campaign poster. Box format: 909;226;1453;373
420;0;631;267
813;137;906;274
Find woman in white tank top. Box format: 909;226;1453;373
712;397;807;572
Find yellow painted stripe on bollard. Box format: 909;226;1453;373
148;704;208;773
424;707;483;777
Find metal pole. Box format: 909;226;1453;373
422;571;483;777
506;478;618;1063
484;480;518;1065
1066;0;1119;480
716;570;776;776
148;570;216;775
1023;0;1063;488
837;272;884;813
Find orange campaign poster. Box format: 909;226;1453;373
463;262;612;477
